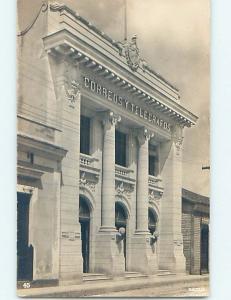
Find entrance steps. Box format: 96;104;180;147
125;271;148;279
157;269;176;276
83;272;147;283
83;273;110;283
17;274;209;297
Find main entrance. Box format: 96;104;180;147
17;192;33;281
79;196;91;273
200;224;209;274
115;202;128;270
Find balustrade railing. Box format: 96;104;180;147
115;164;135;182
80;153;99;170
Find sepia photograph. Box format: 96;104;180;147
17;0;210;297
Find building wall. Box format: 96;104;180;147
182;199;209;275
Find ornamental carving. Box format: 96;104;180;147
148;189;163;203
122;35;140;71
79;172;98;193
137;127;154;145
149;190;155;201
64;80;80;109
116;181;134;197
172;126;184;156
117;35;155;73
101;111;121;130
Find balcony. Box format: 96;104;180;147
115;164;135;184
148;175;164;198
80;153;100;175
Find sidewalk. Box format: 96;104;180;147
17;274;209;298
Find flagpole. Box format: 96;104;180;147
124;0;127;41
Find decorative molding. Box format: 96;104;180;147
45;42;196;127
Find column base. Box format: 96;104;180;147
130;233;158;275
94;231;125;276
159;238;186;274
99;226;117;233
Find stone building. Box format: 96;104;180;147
182;189;209;275
17;1;199;285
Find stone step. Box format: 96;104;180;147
157;270;176;276
17;274;209;298
83;273;110;282
125;272;148;279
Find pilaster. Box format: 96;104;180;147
50;57;82;284
159;125;186;273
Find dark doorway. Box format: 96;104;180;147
200;224;209;274
148;208;158;235
79;197;90;273
17;192;33;281
115;202;127;270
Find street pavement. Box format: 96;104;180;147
92;285;209;297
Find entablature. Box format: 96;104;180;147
43;3;198;129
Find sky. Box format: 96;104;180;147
18;0;210;196
72;0;210;196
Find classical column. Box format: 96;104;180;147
129;128;157;275
100;111;121;230
159;125;186;273
136;128;153;233
94;111;125;275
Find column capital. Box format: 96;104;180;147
136;127;154;145
100;111;121;130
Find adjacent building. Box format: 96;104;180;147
17;1;207;286
182;189;209;275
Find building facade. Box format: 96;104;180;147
17;1;198;285
182;189;209;275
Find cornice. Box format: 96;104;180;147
17;132;67;160
44;30;197;127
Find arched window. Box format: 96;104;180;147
79;196;90;221
148;208;158;235
115;202;127;228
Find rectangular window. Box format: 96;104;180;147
149;144;159;176
80;115;91;155
115;130;127;167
